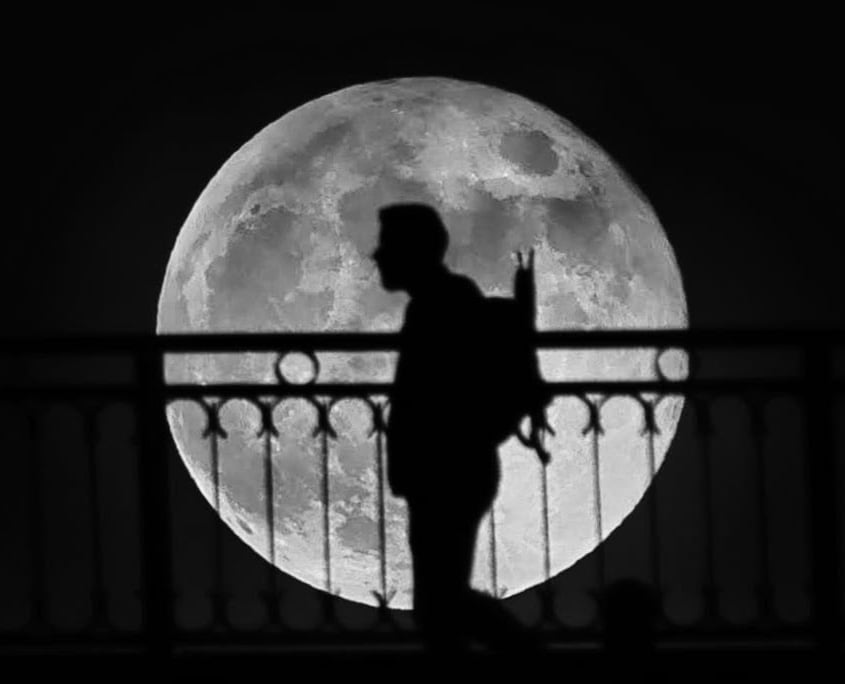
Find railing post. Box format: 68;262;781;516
82;404;109;628
694;397;719;624
803;342;841;652
24;408;47;631
135;346;173;657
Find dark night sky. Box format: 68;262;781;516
2;12;843;634
4;11;843;335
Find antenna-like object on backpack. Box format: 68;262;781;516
512;248;555;466
514;248;536;330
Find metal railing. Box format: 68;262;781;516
0;329;842;655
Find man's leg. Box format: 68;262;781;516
408;497;469;650
457;469;541;653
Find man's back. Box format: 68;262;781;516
386;270;497;498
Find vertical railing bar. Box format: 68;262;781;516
263;429;275;569
24;407;47;631
694;398;719;625
211;427;221;521
374;419;388;602
540;461;551;583
320;414;332;595
802;342;840;652
646;426;662;594
590;426;605;588
315;397;338;630
209;426;227;626
750;401;773;624
136;348;173;657
261;423;281;628
536;430;555;633
83;406;108;627
488;505;499;597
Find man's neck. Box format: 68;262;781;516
405;265;452;299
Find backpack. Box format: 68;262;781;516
479;250;554;465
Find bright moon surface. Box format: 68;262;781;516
157;77;688;610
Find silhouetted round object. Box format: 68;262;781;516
158;78;687;609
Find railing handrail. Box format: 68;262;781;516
1;328;843;355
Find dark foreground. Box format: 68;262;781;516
6;646;841;683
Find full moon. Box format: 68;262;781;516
157;77;687;610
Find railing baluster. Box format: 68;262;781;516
695;398;719;623
591;425;605;586
535;447;558;633
375;408;388;602
24;407;47;631
320;404;332;596
644;412;662;594
803;344;840;652
203;401;228;628
540;458;551;585
584;396;606;591
488;505;499;598
749;399;773;624
136;348;173;657
83;405;108;628
313;397;338;627
263;430;275;569
368;398;396;620
260;417;281;627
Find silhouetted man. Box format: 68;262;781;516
372;203;538;653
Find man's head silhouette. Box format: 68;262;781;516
373;203;449;294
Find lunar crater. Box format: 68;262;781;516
499;129;559;176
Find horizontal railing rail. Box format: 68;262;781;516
1;328;843;353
